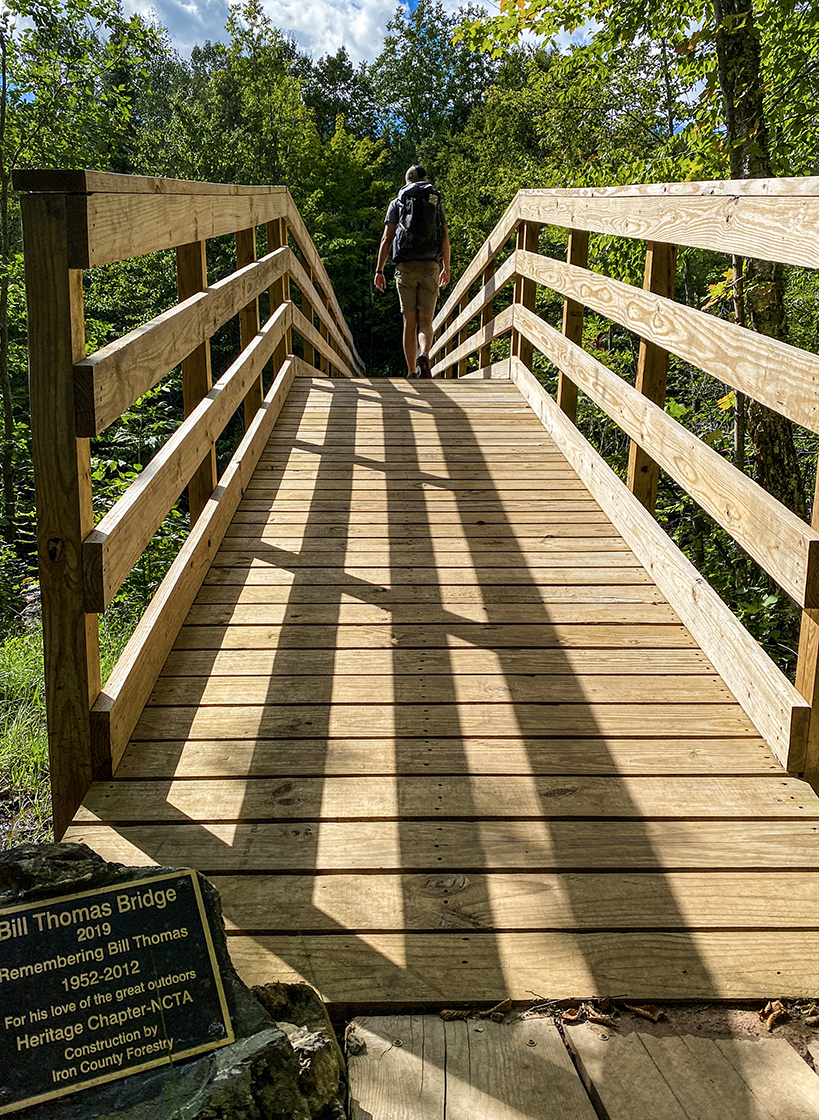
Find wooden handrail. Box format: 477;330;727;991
431;176;819;780
16;170;364;836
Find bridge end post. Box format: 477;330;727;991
21;191;103;838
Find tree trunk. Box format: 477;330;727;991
712;0;807;521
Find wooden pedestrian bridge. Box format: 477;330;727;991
17;170;819;1010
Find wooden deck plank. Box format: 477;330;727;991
172;623;699;650
566;1031;692;1120
159;648;714;676
348;1016;446;1120
569;1031;819;1120
63;819;819;871
145;673;732;707
203;565;654;585
112;736;778;778
72;376;819;1008
223;930;819;1001
76;775;806;823
192;583;668;604
128;703;756;740
223;515;617;532
442;1017;598;1120
209;552;647;570
182;603;681;626
209;870;819;931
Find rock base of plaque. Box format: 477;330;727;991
0;845;344;1120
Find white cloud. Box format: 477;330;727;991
124;0;497;62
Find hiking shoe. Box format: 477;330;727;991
416;352;432;378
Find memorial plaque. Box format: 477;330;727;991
0;870;234;1115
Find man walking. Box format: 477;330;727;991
374;165;451;377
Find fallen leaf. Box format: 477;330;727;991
477;998;512;1019
586;1011;619;1029
439;1009;471;1021
624;1003;665;1023
561;1008;583;1023
759;1000;788;1031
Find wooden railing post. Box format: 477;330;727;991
302;265;316;369
557;229;589;421
479;260;495;371
236;226;263;422
457;297;470;380
512;221;540;369
21;193;102;837
266;217;288;370
626;240;678;513
176;240;218;526
446;306;460;379
797;472;819;784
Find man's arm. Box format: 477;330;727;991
374;223;395;293
439;223;451;288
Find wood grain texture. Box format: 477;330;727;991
510;356;810;770
78;775;801;823
516;190;819;271
236;226;263;424
112;736;777;779
69;190;289;267
13;169;290;196
348;1016;596;1120
21;193;102;836
145;672;730;707
83;302;294;611
63;818;819;872
75;247;289;437
176;240;217;527
211;870;819;931
90;358;297;768
348;1016;446;1120
171;622;699;649
513;305;819;608
569;1031;819;1120
517;248;819;437
627;240;677;512
226;930;819;1002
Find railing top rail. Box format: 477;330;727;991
518;174;819;199
12;169;289;196
437;174;819;330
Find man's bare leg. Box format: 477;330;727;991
402;311;418;375
417;313;433;358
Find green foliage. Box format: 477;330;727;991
0;606;141;848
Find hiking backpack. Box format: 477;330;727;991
391;181;445;263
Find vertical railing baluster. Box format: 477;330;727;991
479;260;495;373
512;221;540;370
557;228;589;422
236;226;263;423
266;216;288;371
627;240;678;513
177;240;218;526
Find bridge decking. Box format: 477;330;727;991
66;376;819;1007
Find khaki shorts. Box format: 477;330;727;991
395;260;440;316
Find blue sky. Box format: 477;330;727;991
122;0;492;62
